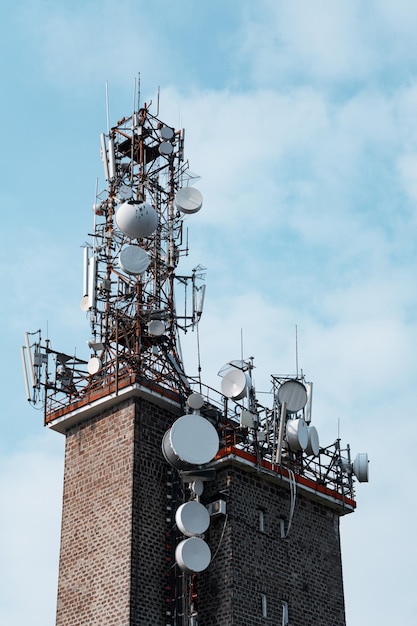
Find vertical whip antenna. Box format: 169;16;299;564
295;324;299;378
105;81;110;134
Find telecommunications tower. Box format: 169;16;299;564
22;84;368;626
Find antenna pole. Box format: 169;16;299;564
275;401;287;466
240;328;244;362
105;81;110;134
24;332;36;388
21;346;31;401
132;76;136;120
295;324;299;378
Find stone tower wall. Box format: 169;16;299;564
55;395;177;626
198;464;346;626
55;395;346;626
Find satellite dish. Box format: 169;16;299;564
115;201;158;238
87;356;101;375
277;380;308;413
162;414;219;470
80;295;90;312
147;320;165;336
191;479;204;497
119;245;150;275
175;537;211;573
353;453;369;482
160;125;175;141
286;418;309;452
118;184;133;201
175;501;210;537
175;187;203;214
159;141;173;156
221;368;249;401
305;425;320;456
187;392;204;411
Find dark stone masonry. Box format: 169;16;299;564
55;395;346;626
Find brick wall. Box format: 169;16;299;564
55;396;346;626
197;464;346;626
55;395;178;626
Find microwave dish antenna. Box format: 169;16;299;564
286;418;309;451
162;414;219;470
175;501;210;537
221;368;249;401
115;201;158;239
119;245;150;275
175;537;211;573
352;452;369;482
175;187;203;214
277;379;308;414
340;451;369;483
305;425;320;456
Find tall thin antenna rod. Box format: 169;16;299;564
21;346;31;401
295;324;299;378
105;81;110;134
132;77;136;120
137;72;141;111
156;85;160;117
240;328;244;362
24;332;36;388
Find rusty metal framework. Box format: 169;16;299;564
23;94;206;418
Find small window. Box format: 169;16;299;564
258;508;265;532
261;593;268;617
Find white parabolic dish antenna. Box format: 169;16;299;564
160;125;174;141
147;320;165;336
119;245;150;275
305;425;320;456
159;141;173;156
286;418;309;451
175;187;203;214
187;392;205;411
87;356;101;375
175;537;211;573
115;201;158;238
175;501;210;537
118;184;133;201
353;452;369;482
162;414;219;469
221;368;248;401
278;380;308;413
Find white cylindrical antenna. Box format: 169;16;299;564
156;85;160;116
108;137;116;179
82;246;89;297
275;401;287;466
196;285;206;315
305;382;313;423
21;345;31;400
88;256;97;310
24;332;36;388
100;133;109;181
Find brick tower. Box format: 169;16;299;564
22;88;368;626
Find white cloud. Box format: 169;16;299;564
0;434;64;626
4;1;417;624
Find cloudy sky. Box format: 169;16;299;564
2;1;417;623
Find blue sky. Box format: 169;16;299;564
2;1;417;623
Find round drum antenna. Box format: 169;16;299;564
277;379;308;413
